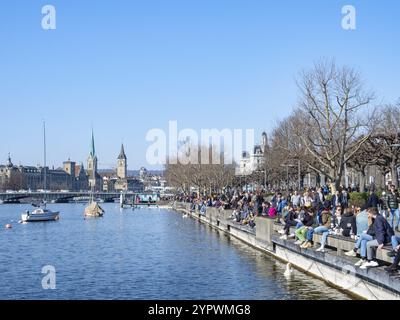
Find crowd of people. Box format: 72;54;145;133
177;183;400;274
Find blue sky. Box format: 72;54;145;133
0;0;399;169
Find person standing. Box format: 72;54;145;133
366;190;379;208
386;185;400;231
291;190;301;208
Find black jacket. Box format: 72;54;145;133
373;214;395;245
302;213;314;227
339;212;357;237
285;210;297;223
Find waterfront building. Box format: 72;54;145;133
236;132;268;176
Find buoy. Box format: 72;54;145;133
5;224;12;229
284;263;294;277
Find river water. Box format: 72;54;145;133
0;203;353;300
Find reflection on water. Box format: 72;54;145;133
0;204;353;300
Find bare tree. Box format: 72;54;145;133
295;59;374;190
366;103;400;187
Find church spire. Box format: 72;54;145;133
90;129;96;157
118;143;127;160
6;153;13;167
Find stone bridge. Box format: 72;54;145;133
0;191;141;203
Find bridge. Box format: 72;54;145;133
0;191;155;204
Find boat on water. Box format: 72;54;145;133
21;121;61;223
84;149;105;218
119;192;131;209
21;207;59;222
84;201;104;218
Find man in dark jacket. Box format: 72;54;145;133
360;207;395;269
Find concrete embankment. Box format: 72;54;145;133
173;202;400;300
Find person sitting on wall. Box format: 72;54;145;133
261;202;270;216
338;207;357;238
268;206;277;219
199;201;207;215
294;208;315;246
279;206;298;240
359;207;394;269
303;208;332;252
345;210;376;266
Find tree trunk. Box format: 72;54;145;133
359;170;366;193
391;161;399;188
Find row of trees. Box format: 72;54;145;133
259;60;399;191
164;145;236;195
165;59;399;194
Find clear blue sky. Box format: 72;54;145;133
0;0;399;169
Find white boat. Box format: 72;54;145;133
21;208;60;222
120;192;130;209
21;121;61;223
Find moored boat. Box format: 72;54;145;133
21;208;59;222
84;201;104;217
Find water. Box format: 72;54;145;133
0;203;353;300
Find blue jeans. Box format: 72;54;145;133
389;209;400;229
296;222;303;229
391;235;400;250
355;233;373;259
309;226;330;247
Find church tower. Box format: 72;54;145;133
117;144;127;179
87;130;98;188
261;132;268;154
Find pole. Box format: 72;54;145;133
286;165;289;191
298;159;301;190
42;120;48;208
264;170;267;190
43;121;47;194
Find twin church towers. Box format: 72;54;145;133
87;130;127;190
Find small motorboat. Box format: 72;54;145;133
21;208;60;222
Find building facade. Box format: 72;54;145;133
236;132;268;176
0;153;90;192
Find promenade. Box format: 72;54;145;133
174;202;400;300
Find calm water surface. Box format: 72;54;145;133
0;203;353;300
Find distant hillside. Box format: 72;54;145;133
98;169;164;177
